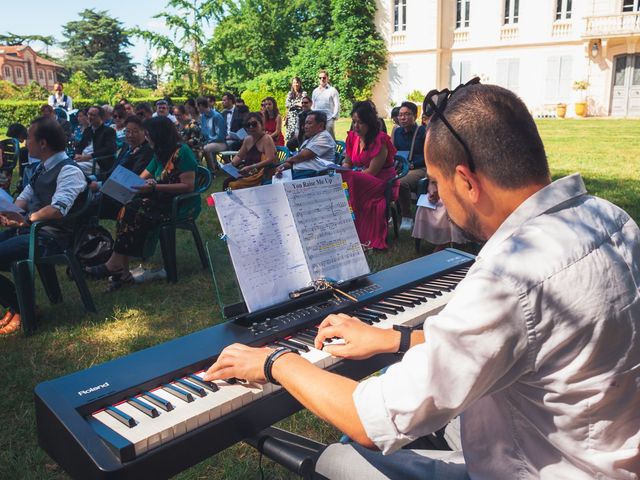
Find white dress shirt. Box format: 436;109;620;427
294;130;336;171
354;174;640;479
17;151;87;216
312;85;340;121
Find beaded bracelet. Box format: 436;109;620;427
263;347;299;385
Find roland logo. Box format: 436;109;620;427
77;382;110;397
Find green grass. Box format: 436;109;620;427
1;118;639;479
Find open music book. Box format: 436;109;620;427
212;174;369;312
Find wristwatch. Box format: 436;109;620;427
393;325;412;355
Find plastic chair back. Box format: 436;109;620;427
392;154;410;180
54;107;70;122
276;146;291;163
195;165;212;193
0;138;20;170
335;140;346;164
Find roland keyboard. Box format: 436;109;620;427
35;249;474;479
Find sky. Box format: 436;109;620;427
0;0;184;69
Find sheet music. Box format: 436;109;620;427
284;174;369;283
417;194;438;209
228;128;247;141
0;190;22;212
220;163;241;179
100;165;145;204
213;184;311;312
271;169;293;184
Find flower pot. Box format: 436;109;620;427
574;102;587;117
556;104;567;118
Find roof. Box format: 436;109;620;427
0;45;62;69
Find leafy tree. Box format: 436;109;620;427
61;9;137;83
65;72;136;104
15;81;50;101
0;33;55;48
140;53;159;90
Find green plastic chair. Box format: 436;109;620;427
12;188;97;335
142;165;212;283
262;146;291;185
0;137;20;193
335;140;346;165
385;154;410;239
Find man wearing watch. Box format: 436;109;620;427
0;117;86;335
204;84;640;479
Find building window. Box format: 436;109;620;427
623;0;640;12
456;0;471;28
4;67;10;77
16;68;22;78
26;62;33;80
545;56;572;102
496;58;520;92
38;70;44;79
48;71;53;80
451;60;471;88
504;0;519;24
556;0;572;20
394;0;407;32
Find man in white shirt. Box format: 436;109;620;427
204;84;640;479
48;82;73;111
311;70;340;139
276;111;336;179
152;99;178;124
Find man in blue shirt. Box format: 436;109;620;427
197;97;227;172
393;101;427;231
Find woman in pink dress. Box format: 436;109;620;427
261;96;285;146
342;101;398;250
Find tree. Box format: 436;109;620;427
60;9;137;83
140;53;159;90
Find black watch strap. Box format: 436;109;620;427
393;325;411;355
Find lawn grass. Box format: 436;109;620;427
0;118;638;479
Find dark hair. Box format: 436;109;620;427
119;98;129;104
7;123;27;140
113;104;127;118
124;115;144;128
426;84;549;187
243;112;264;128
185;98;196;108
196;96;209;109
237;104;250;115
143;116;181;167
135;102;153;114
391;106;401;119
77;107;89;117
30;117;67;152
350;101;380;148
262;97;280;120
40;104;54;114
301;95;312;104
90;105;105;119
307;110;327;128
235;97;245;105
399;101;418;116
289;77;303;99
222;92;236;103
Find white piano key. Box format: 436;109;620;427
92;409;149;457
151;388;191;438
117;402;163;452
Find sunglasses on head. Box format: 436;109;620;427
245;121;259;128
423;77;481;173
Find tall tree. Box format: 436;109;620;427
61;9;137;83
140;53;159;90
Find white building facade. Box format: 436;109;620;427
372;0;640;117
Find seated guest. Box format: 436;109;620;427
184;98;198;118
221;92;244;150
223;112;276;190
261;97;285;146
135;102;153;121
153;99;178;124
73;108;90;145
341;101;398;250
110;104;127;149
393;101;427;231
286;95;312;152
90;116;155;220
40;104;72;140
74;106;117;175
0;117;86;334
173;105;202;156
390;106;401;138
48;82;72;111
102;105;114;127
197;97;227;172
276;111;336;179
85;117;197;289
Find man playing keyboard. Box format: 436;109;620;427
205;83;640;479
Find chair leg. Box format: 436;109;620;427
66;252;96;313
159;225;178;283
392;207;399;239
36;263;63;304
187;223;208;269
415;238;421;253
12;260;37;335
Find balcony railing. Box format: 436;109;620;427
584;13;640;37
453;30;469;44
552;21;572;37
500;25;519;41
390;33;406;47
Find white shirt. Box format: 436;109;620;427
354;174;640;479
225;106;235;134
17;151;87;216
294;130;336;171
312;85;340;120
48;93;73;111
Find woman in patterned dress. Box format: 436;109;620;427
285;77;307;146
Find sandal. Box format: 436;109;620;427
85;264;122;279
106;272;134;292
0;313;21;335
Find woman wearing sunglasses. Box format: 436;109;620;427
223;112;276;190
341;101;398;250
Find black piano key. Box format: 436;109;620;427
386;296;419;307
291;335;315;348
296;330;317;341
395;292;426;302
407;288;437;298
128;397;159;418
362;307;388;319
224;377;247;385
272;340;302;353
142;391;174;411
413;285;443;296
187;374;219;392
282;337;310;352
162;384;194;403
351;311;380;322
106;405;136;428
427;280;454;290
175;378;207;397
377;301;405;312
353;316;373;325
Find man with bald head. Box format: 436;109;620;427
203;83;640;479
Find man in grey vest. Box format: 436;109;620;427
0;117;86;335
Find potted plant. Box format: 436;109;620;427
556;103;567;118
572;80;589;117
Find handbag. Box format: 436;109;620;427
74;225;114;267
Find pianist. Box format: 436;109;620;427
205;83;640;479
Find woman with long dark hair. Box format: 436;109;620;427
261;96;285;146
341;101;398;250
85;116;198;289
285;77;307;146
